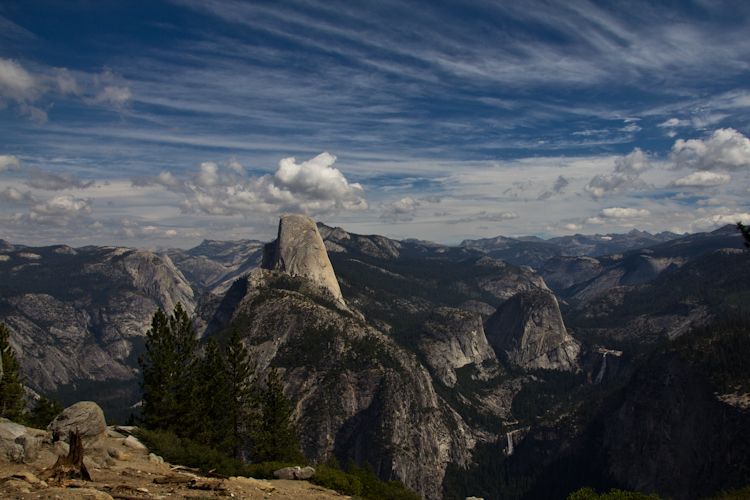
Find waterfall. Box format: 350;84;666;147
506;431;514;456
594;353;607;385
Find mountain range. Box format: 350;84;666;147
0;220;747;500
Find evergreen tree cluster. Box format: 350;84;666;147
0;322;65;427
138;304;305;464
0;322;26;421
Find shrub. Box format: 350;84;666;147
134;428;304;478
568;487;663;500
310;464;363;497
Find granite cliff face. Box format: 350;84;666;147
207;273;474;500
0;246;196;409
484;289;579;371
263;215;346;309
539;256;603;292
419;307;499;387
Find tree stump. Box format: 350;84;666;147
42;429;93;484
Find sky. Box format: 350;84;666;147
1;0;750;249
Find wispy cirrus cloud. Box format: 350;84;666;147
26;169;95;191
0;57;132;122
445;211;519;225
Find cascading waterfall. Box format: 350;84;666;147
594;353;607;385
506;431;514;456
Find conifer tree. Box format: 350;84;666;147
252;365;305;464
139;303;198;432
0;323;26;422
738;222;750;248
225;328;257;460
190;337;231;450
29;394;64;429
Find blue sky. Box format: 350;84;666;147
1;0;750;248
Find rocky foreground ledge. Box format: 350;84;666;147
0;402;337;500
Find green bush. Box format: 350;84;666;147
707;486;750;500
310;464;363;497
568;485;750;500
568;487;663;500
136;428;420;500
134;428;303;478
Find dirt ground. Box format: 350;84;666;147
0;431;347;500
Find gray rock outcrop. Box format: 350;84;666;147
0;420;41;463
263;215;346;308
419;308;499;387
473;257;549;300
273;466;316;480
48;401;107;445
484;290;579;371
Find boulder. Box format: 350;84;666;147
273;466;316;480
15;434;40;462
123;434;147;450
0;421;28;463
0;436;24;462
108;446;131;461
0;419;26;439
47;401;107;445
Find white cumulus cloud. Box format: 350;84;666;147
583;148;652;198
0;187;37;206
379;197;419;222
689;212;750;232
667;171;732;188
133;153;368;217
0;155;21;172
671;128;750;171
0;192;94;227
30;194;92;222
0;57;40;103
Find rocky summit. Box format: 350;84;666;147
483;289;580;371
262;215;347;309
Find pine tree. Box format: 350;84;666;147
190;337;231;450
0;323;26;422
252;365;305;464
225;328;257;460
737;222;750;248
139;303;199;432
29;394;64;429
